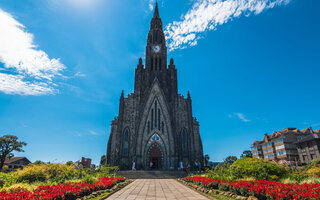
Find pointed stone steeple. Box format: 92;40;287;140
153;1;160;18
120;90;124;100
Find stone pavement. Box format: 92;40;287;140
107;179;209;200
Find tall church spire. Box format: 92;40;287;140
153;1;160;18
145;0;167;73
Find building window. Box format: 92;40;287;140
155;101;157;128
276;144;285;150
158;109;161;130
267;142;273;147
151;109;154;129
263;148;274;153
181;129;188;157
161;122;164;133
123;129;130;156
277;151;287;156
274;138;286;144
266;154;275;158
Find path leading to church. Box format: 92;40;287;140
107;179;209;200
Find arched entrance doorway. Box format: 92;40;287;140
148;144;163;169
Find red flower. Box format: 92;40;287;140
0;177;124;200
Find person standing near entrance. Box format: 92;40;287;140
179;161;183;171
132;161;136;171
194;160;198;171
149;161;153;170
186;163;190;174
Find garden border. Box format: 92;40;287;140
177;178;257;200
77;179;134;200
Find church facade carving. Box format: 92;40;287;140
106;2;203;170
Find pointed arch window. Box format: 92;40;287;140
123;129;130;156
158;109;160;130
162;122;164;133
155;101;157;128
181;129;188;157
151;109;154;129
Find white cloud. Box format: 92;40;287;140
148;0;156;11
0;8;65;95
165;0;290;51
229;113;251;122
89;130;98;135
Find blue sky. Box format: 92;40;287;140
0;0;319;164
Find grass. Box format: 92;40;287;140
87;192;110;200
209;193;237;200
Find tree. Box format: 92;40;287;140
224;156;238;165
0;135;27;170
240;150;253;158
33;160;44;165
66;161;74;166
100;155;107;166
204;154;210;167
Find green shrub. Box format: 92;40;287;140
0;172;17;188
307;165;320;178
206;164;235;181
16;163;77;183
82;175;97;183
230;158;285;180
289;168;308;182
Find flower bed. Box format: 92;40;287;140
184;176;320;200
0;177;124;200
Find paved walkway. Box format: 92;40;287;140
107;179;208;200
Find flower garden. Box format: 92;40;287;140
0;163;125;200
0;177;124;200
184;176;320;200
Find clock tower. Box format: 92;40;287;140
146;1;167;73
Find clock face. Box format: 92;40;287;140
152;45;161;53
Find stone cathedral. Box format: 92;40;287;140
106;2;203;170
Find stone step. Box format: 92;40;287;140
116;170;187;179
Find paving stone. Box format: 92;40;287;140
106;179;208;200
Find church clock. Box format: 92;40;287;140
152;45;161;53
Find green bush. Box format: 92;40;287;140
0;172;17;188
16;163;77;183
307;165;320;178
230;158;285;180
82;175;97;183
207;164;234;181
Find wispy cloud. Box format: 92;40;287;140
0;8;65;95
165;0;290;51
89;130;98;135
229;113;251;122
148;0;156;11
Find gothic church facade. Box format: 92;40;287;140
106;3;203;170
